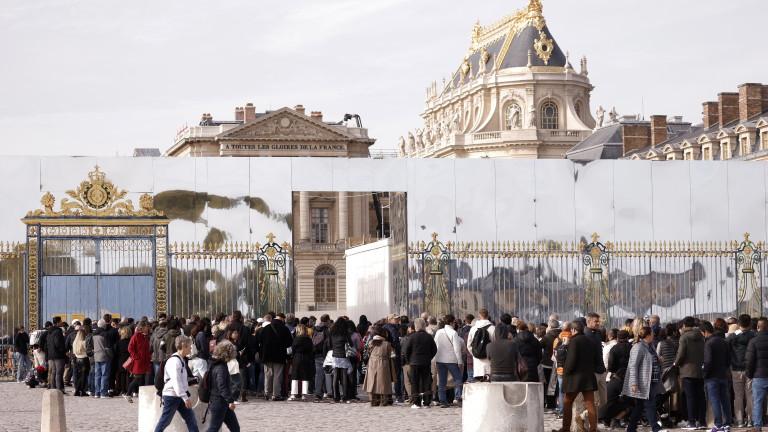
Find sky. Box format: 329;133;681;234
0;0;765;156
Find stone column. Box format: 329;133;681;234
299;191;310;241
338;192;348;242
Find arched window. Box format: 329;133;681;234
540;101;558;130
314;265;336;309
574;101;583;121
505;103;522;130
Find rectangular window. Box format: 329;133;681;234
703;147;711;161
310;207;329;244
722;142;730;160
684;150;692;160
761;132;767;151
740;137;749;156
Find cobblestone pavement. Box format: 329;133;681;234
0;382;753;432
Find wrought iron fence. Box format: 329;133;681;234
0;243;26;344
406;233;766;327
167;234;293;320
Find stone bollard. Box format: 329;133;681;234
138;385;207;432
462;382;544;432
40;389;67;432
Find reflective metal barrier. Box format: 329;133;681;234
167;234;293;320
406;233;766;326
0;242;25;343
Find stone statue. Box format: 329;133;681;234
595;105;605;128
609;107;619;124
528;104;536;128
398;136;406;155
508;104;522;129
407;132;415;153
451;111;461;132
460;56;471;80
478;48;490;74
415;128;424;150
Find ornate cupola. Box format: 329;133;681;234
400;0;596;159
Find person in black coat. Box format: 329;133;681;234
702;321;733;429
207;341;240;432
46;317;67;392
258;314;292;400
289;324;314;400
555;320;598;432
487;325;522;382
403;318;437;407
514;321;543;383
746;318;768;431
600;330;632;427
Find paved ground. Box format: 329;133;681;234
0;382;755;432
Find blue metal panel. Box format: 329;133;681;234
99;275;154;320
41;275;98;323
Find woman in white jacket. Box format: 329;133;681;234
434;314;465;407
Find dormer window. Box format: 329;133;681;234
540;101;558;130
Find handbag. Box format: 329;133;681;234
661;365;679;393
345;342;357;359
122;357;133;370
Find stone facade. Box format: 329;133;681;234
399;0;595;159
567;82;768;163
165;104;383;316
166;104;374;158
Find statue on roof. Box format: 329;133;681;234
609;107;619;124
407;132;415;153
595;105;605;128
398;136;406;155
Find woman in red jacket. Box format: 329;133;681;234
124;321;152;403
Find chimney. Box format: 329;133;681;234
650;115;668;146
310;111;323;122
718;92;739;127
739;83;763;122
243;103;256;123
702;102;719;129
234;106;244;122
621;122;651;156
294;104;306;115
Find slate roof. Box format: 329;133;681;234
132;148;161;157
565;124;623;161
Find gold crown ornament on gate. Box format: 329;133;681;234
26;166;164;217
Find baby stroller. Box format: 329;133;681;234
25;365;48;388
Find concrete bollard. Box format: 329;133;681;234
462;382;544;432
40;389;67;432
138;385;207;432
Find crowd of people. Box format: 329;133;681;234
8;309;768;432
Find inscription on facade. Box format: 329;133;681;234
221;142;347;156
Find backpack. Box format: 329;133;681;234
198;368;213;403
311;328;326;355
555;341;569;367
154;354;181;396
470;324;492;359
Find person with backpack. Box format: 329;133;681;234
312;314;332;401
154;335;198;432
466;309;495;382
403;318;437;408
203;340;240;432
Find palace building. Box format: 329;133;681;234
398;0;596;159
566;82;768;162
165;104;392;316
